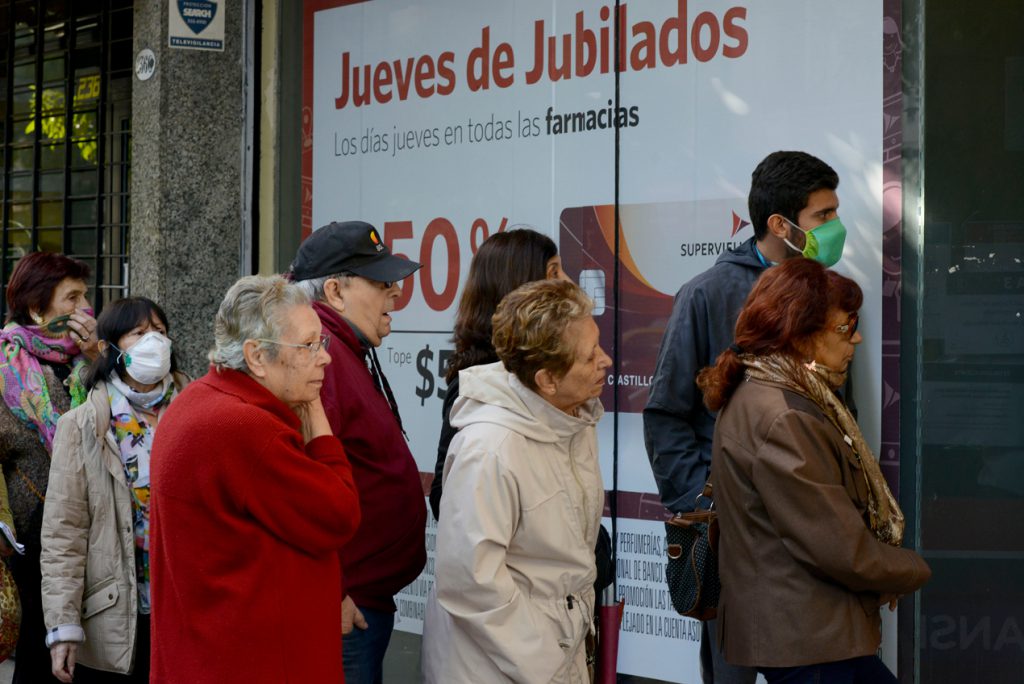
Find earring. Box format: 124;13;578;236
30;311;43;324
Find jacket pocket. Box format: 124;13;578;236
82;577;119;619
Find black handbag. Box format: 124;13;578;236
664;482;720;621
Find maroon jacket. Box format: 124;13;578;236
315;301;427;611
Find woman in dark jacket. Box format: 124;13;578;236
697;258;930;683
429;227;567;520
0;252;99;683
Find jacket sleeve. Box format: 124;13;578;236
429;377;460;521
434;446;570;684
243;433;361;557
643;287;711;512
40;412;90;642
752;410;931;595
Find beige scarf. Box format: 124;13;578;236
742;353;905;547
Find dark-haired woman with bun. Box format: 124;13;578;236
697;258;930;683
429;227;568;520
0;251;98;683
41;297;188;683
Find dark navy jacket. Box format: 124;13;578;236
643;238;766;513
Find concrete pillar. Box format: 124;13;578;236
130;0;252;376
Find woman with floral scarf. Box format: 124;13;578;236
0;252;98;682
40;296;187;683
697;258;930;684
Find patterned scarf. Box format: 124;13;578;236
107;375;175;615
0;321;88;452
741;353;905;546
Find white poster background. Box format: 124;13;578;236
311;1;883;680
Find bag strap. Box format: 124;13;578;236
694;481;714;511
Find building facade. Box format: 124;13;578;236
1;1;1021;681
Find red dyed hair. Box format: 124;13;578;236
697;258;862;411
5;252;91;325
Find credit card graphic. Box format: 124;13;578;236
560;201;750;413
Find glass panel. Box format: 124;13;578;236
13;2;37;32
70;198;97;225
10;118;34;144
38;171;64;200
9;174;33;201
71;138;98;166
110;9;132;41
11;88;34;116
43;24;68;54
69;228;96;257
71;110;96;133
39;143;66;169
39;86;66;113
36;227;63;252
39;114;66;142
914;1;1024;682
75;0;104;17
43;55;66;83
110;40;132;72
70;169;98;196
13;61;35;86
74;18;101;47
36;200;63;227
10;145;34;171
73;69;101;108
42;0;68;24
8;202;31;227
6;228;32;260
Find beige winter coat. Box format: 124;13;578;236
423;363;604;684
40;374;186;674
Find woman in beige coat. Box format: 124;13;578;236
41;297;187;683
423;280;611;684
697;259;930;683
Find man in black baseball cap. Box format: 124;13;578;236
290;220;420;286
290;221;426;684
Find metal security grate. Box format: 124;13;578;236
0;0;133;320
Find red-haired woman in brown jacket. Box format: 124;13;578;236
697;258;930;684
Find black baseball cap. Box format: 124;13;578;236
290;221;421;283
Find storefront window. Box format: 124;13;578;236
0;0;133;317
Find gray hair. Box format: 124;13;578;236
208;275;311;371
293;272;353;302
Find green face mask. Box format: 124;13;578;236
784;217;847;267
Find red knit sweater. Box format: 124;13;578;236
149;367;361;683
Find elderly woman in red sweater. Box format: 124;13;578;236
148;275;361;683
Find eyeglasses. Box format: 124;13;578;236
835;313;859;339
253;334;331;357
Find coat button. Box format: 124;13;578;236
108;593;114;600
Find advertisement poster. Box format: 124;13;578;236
304;1;889;680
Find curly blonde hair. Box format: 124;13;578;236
491;279;593;389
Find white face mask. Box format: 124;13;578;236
114;331;173;385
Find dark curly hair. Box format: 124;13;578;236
446;228;558;382
748;151;839;240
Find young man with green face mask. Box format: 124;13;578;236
645;150;843;684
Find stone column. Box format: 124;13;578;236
130;0;252;376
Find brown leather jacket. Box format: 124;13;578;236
711;378;930;668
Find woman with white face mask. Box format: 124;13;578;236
40;297;188;683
